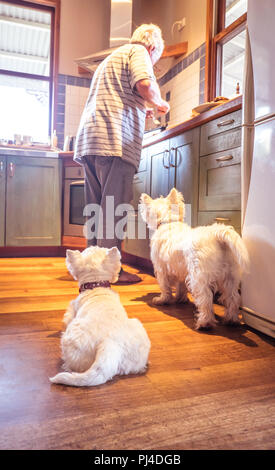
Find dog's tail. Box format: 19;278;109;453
49;339;121;387
214;223;249;272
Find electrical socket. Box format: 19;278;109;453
178;17;186;32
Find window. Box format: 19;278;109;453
0;0;59;144
206;0;247;101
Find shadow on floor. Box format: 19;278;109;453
133;291;260;348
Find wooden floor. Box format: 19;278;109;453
0;257;275;450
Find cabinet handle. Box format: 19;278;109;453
9;162;15;177
0;161;4;175
170;147;177;167
215;155;233;162
214;217;231;222
217;119;234;127
162;150;170;169
70;179;85;185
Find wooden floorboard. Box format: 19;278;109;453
0;257;274;450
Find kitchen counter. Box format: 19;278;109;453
0;147;59;158
58;95;242;160
142;95;242;148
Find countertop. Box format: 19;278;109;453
0;147;59;158
58;95;242;159
142;95;242;148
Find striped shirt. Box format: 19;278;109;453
73;43;156;170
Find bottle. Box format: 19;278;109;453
51;130;58;149
236;82;240;95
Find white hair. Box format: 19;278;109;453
130;24;164;63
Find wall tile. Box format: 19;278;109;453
158;42;206;128
55;73;90;149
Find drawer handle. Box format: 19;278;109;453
215;155;233;162
70;180;85;185
217;119;235;127
9;162;15;177
163;150;170;169
170;147;177;167
214;217;231;222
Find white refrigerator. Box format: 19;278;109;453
241;0;275;338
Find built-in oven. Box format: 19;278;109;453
63;166;85;237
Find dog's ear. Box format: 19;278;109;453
66;249;81;263
140;193;152;206
139;193;152;224
108;246;121;261
168;188;184;204
66;249;82;279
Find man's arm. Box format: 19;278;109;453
135;79;170;114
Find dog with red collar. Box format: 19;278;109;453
50;246;150;387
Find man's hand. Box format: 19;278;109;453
157;101;170;115
136;79;170;116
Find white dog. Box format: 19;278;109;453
50;246;150;387
140;188;249;330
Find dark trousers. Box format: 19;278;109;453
82;156;136;251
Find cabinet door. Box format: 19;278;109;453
170;128;199;226
149;140;173;198
123;210;151;260
6;156;61;246
0;156;6;246
131;171;148;210
199;147;241;211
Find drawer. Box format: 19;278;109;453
65;166;84;179
200;109;242;156
199;147;241;211
198;211;241;234
131;172;148;210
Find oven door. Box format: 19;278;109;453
63;179;85;236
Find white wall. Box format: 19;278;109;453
59;0;110;76
132;0;207;127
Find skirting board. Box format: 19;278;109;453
241;307;275;339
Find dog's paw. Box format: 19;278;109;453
152;296;172;305
195;316;217;331
222;317;241;327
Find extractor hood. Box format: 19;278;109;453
75;0;133;73
75;0;188;78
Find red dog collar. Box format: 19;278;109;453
79;281;110;293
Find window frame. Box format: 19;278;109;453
205;0;247;101
0;0;60;140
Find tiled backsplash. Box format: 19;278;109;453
56;74;91;150
159;42;206;128
55;43;206;149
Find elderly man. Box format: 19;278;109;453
74;24;170;284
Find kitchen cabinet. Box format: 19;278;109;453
123;148;151;259
200;109;242;156
0;156;6;246
198;109;242;232
170;128;200;226
149;140;172;199
198;211;241;234
122;103;243;260
199;146;241;211
149;128;200;226
4;155;61;246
